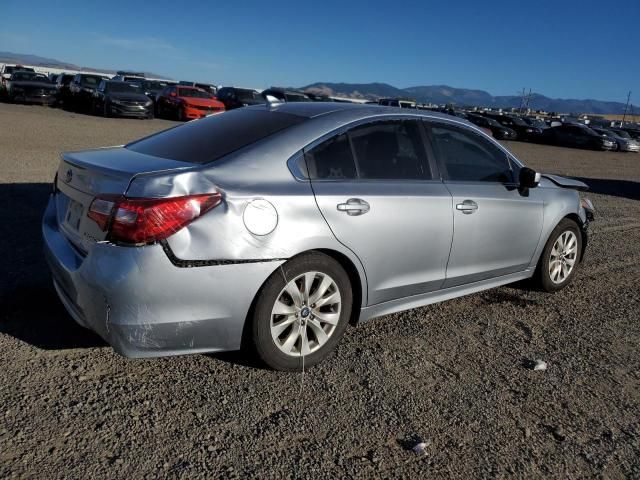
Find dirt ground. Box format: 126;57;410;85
1;103;639;479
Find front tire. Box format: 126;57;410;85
250;252;353;371
536;218;582;292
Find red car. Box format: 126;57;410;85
156;85;225;120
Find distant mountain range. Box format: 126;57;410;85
0;52;631;114
0;51;168;80
303;82;633;115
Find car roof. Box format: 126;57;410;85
245;101;468;123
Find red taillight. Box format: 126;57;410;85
87;193;221;245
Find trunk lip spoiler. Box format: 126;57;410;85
541;173;589;191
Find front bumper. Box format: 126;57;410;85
12;92;56;104
42;195;283;358
184;106;223;119
108;103;152;118
620;143;640;152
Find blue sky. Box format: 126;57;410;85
1;0;638;102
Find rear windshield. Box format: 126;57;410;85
126;108;306;164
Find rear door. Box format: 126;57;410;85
427;121;543;287
307;118;453;305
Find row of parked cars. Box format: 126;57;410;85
423;106;640;152
0;66;343;121
2;64;639;149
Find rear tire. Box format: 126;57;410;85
535;218;582;292
250;252;352;371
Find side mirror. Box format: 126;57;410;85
169;92;177;97
519;167;541;188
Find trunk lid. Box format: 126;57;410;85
54;146;193;253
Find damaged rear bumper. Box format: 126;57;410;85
42;195;283;358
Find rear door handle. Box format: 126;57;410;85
337;198;370;216
456;199;478;214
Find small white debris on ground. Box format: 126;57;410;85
533;360;548;371
411;439;431;454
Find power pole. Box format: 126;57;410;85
524;88;532;112
622;91;631;126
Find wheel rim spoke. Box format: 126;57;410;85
281;327;301;353
309;275;333;304
272;300;297;316
303;272;316;304
314;290;340;309
307;319;329;345
313;311;340;325
300;327;311;356
271;316;297;338
285;282;303;308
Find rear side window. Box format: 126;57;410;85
126;108;306;164
430;123;512;183
349;121;430;180
305;120;430;181
305;134;356;180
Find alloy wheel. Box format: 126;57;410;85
270;272;341;357
548;230;578;284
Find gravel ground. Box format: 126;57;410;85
1;103;639;479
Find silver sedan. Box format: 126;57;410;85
43;103;594;370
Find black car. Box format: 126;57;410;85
304;92;335;102
539;124;616;150
262;88;311;102
92;80;153;118
522;116;548;131
621;128;640;141
5;71;57;104
54;73;75;106
483;113;542;141
130;79;173;105
466;113;518;140
216;87;266;110
68;73;107;111
1;64;35;96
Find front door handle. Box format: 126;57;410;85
337;198;370;216
456;199;478;214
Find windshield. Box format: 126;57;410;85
178;88;212;98
81;76;103;86
507;116;527;126
142;81;168;91
525;118;546;128
284;93;309;102
485;117;502;127
12;72;50;83
237;90;265;103
106;82;142;94
613;129;631;139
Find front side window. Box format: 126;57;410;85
349;121;430;180
430;123;513;183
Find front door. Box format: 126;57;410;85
427;121;543;287
306;119;454;305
